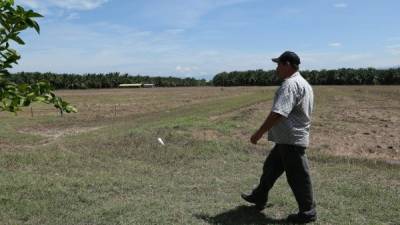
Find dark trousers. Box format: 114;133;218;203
252;144;316;215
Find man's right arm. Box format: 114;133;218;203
250;111;284;144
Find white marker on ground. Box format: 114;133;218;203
157;137;165;145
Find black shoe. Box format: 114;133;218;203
287;212;317;224
240;193;266;211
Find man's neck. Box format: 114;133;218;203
284;71;298;80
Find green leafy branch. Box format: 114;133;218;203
0;0;76;113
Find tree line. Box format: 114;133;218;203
10;72;209;89
9;67;400;90
212;68;400;86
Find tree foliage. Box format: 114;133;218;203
10;72;209;89
212;68;400;86
0;0;76;113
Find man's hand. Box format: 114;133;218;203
250;131;263;144
250;112;284;145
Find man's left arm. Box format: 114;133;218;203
250;111;284;144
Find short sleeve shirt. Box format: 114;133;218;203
268;72;314;147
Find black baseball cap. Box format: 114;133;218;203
272;51;301;65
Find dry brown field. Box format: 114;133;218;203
1;86;399;162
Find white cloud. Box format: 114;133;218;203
13;21;274;79
386;37;400;42
17;0;50;15
12;17;400;78
48;0;109;10
333;3;348;8
337;53;373;61
299;51;400;69
14;18;400;78
176;65;198;73
10;15;400;79
138;0;255;28
14;30;400;78
13;22;189;74
17;0;40;9
386;44;400;55
66;12;80;20
329;42;342;47
16;0;108;13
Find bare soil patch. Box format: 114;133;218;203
310;86;400;161
18;126;104;146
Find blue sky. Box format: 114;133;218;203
13;0;400;79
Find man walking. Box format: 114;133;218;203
241;51;317;223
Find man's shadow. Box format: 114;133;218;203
194;205;291;225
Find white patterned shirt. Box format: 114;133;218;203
268;72;314;147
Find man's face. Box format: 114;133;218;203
276;62;290;79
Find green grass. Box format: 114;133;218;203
0;87;399;225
